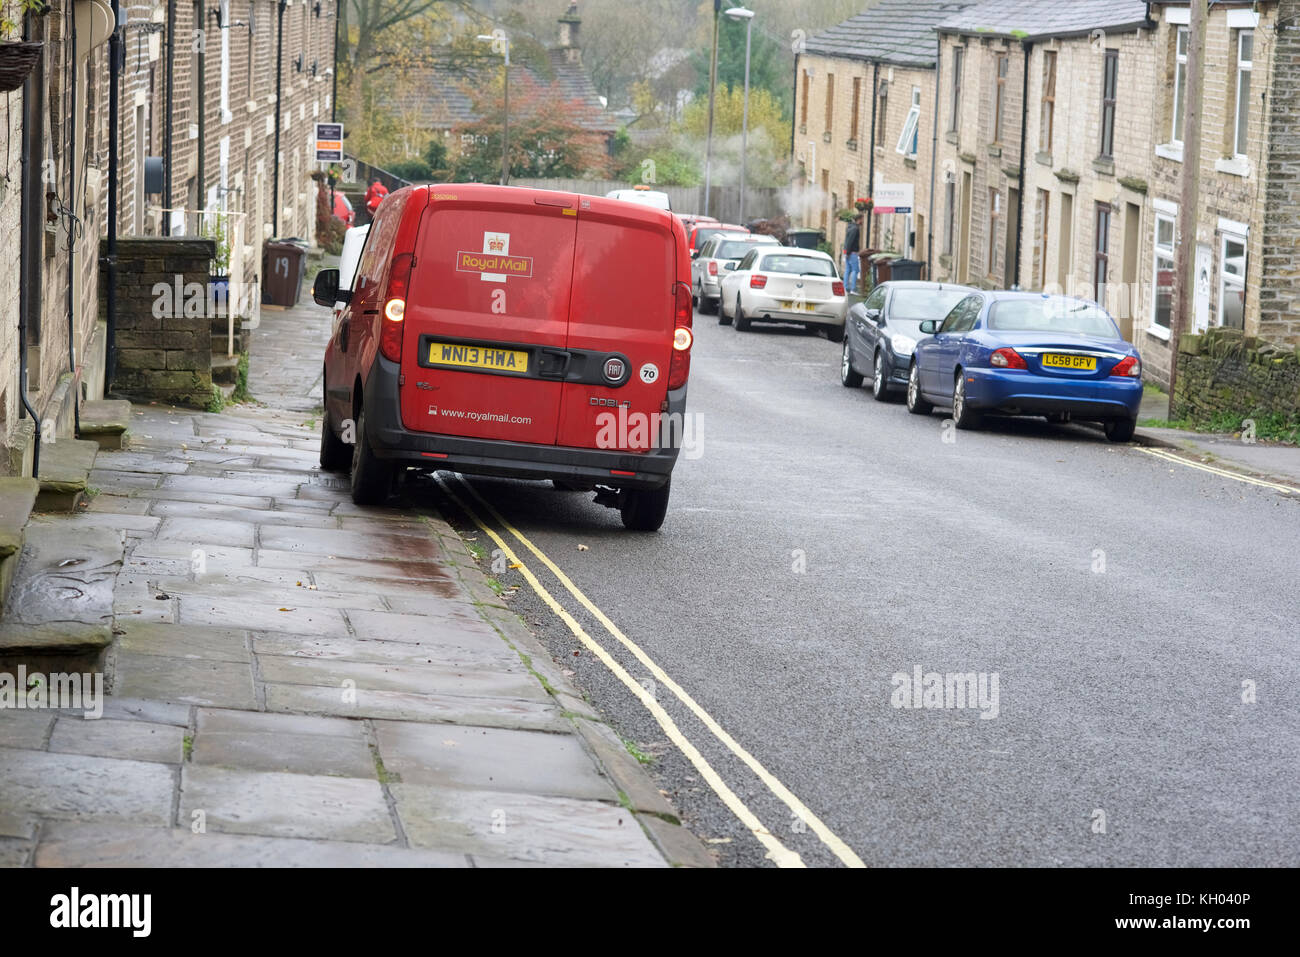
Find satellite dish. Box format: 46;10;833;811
74;0;115;51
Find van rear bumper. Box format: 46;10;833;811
363;358;682;490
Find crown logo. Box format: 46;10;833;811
488;238;505;252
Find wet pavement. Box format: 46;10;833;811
0;299;701;868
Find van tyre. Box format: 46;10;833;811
734;297;751;331
320;408;352;472
350;407;396;505
906;361;933;415
620;480;671;532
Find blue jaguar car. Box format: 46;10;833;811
906;291;1143;442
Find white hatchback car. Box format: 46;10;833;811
691;233;780;315
717;247;847;341
333;224;370;323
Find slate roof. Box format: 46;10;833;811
803;0;978;68
401;50;616;134
935;0;1153;41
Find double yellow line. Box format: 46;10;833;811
434;473;865;869
1137;446;1296;494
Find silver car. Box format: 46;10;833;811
691;234;780;315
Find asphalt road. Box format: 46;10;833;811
423;308;1300;868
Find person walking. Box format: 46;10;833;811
843;212;863;294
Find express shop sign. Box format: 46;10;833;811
456;232;533;282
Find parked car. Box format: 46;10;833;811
687;222;748;256
605;186;672;211
906;291;1143;442
311;183;694;530
329;224;370;324
678;213;718;234
717;247;847;341
842;281;976;399
691;233;781;315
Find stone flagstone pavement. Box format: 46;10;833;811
0;298;708;868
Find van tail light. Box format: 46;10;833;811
379;252;414;363
669;282;693;390
1110;356;1141;377
990;347;1027;369
707;261;718;276
750;274;767;289
832;280;845;296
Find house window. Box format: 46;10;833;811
896;87;920;157
1234;31;1253;158
825;73;835;131
850;77;861;142
944;180;956;256
1033;188;1050;288
993;54;1009;143
1152;213;1176;333
1094;203;1111;304
1100;50;1118;159
1040;50;1056;153
801;72;810;128
948;47;963;133
1172;27;1189;145
987;188;1002;277
1219;234;1247;329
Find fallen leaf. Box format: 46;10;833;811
278;607;295;612
508;562;521;569
577;544;589;551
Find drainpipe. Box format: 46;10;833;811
164;0;175;224
67;0;79;434
331;0;338;122
18;12;44;475
196;0;205;223
272;0;285;235
927;42;943;279
1012;40;1032;289
865;62;879;246
105;0;121;389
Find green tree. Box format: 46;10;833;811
690;13;791;119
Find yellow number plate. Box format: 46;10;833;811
1042;353;1096;370
428;342;529;373
781;300;815;313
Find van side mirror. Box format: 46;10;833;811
919;319;939;334
312;268;344;307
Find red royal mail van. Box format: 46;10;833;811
310;184;694;531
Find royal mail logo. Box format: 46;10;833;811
456;251;534;278
488;237;505;252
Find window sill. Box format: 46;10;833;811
846;139;858;152
1215;155;1251;178
1035;150;1053;167
823;132;833;143
1155;142;1183;162
903;156;917;169
945;130;959;146
1146;324;1171;342
799;125;807;135
987;143;1003;158
1092;156;1115;176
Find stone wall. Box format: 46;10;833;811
1258;0;1300;347
1172;327;1300;425
100;238;217;409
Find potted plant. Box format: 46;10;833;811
202;214;233;318
0;1;49;94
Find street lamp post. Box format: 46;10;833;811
476;33;511;185
725;7;754;224
702;0;721;217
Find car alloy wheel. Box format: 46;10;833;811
906;361;933;415
952;372;982;429
841;338;863;387
872;351;888;401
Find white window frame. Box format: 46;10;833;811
1171;27;1188;147
1234;31;1253;159
896;87;921;157
1218;230;1247;328
1150;211;1177;339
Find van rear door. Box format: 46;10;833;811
400;188;579;445
556;199;678;453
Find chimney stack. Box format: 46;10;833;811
559;1;582;65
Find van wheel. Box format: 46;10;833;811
350;407;395;505
620;480;671;532
320;408;352;472
734;298;751;331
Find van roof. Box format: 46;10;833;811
385;183;682;231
